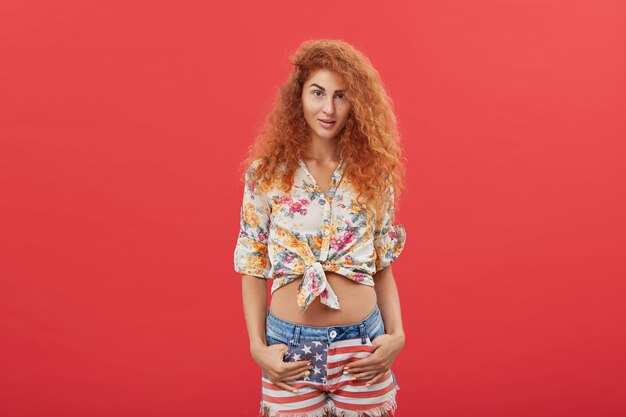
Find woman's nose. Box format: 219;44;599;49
323;97;335;114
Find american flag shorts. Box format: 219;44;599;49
260;305;399;417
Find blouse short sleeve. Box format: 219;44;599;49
233;160;272;278
373;185;407;272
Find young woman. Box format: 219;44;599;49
234;39;407;417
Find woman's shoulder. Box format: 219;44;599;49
246;158;291;195
247;158;289;173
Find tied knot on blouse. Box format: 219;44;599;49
234;158;406;312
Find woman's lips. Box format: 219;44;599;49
319;119;336;128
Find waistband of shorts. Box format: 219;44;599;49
266;304;383;343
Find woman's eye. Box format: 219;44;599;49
311;90;345;100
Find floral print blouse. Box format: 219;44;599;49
233;157;406;312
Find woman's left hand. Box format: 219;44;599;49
342;332;405;386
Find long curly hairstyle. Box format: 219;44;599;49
240;38;406;226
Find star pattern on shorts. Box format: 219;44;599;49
284;339;330;383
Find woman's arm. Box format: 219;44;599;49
374;265;406;341
241;274;268;350
342;265;406;385
241;275;311;393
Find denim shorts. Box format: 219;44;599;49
260;305;399;417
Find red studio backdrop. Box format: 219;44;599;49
1;1;625;416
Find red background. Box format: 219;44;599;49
1;1;625;416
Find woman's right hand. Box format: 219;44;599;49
251;342;312;393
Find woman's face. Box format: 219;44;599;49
301;68;351;143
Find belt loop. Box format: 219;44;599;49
358;322;366;344
292;325;301;347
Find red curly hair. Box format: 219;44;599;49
240;38;406;226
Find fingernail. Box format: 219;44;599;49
343;371;349;375
304;371;310;376
366;383;371;387
350;376;356;381
344;366;350;370
292;389;298;393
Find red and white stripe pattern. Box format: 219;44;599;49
260;337;397;416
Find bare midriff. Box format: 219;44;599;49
269;271;377;326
